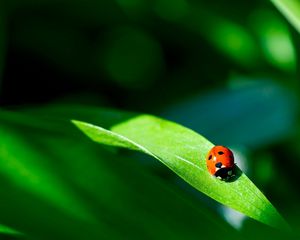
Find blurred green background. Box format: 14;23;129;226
0;0;300;239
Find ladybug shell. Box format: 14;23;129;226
206;146;234;179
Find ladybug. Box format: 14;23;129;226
206;146;235;180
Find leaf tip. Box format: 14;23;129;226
71;119;86;129
71;119;80;125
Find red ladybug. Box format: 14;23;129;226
206;146;235;180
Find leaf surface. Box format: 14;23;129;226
271;0;300;34
73;115;289;230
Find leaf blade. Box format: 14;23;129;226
72;115;289;230
271;0;300;34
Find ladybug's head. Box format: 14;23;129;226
214;167;234;181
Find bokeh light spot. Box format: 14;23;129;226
250;9;296;72
209;20;259;66
103;27;164;89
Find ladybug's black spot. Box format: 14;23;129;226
215;162;222;168
218;151;224;155
208;155;212;160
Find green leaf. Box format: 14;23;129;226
0;109;238;240
0;124;120;240
72;114;289;230
0;126;94;223
271;0;300;34
0;224;21;236
40;133;238;240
